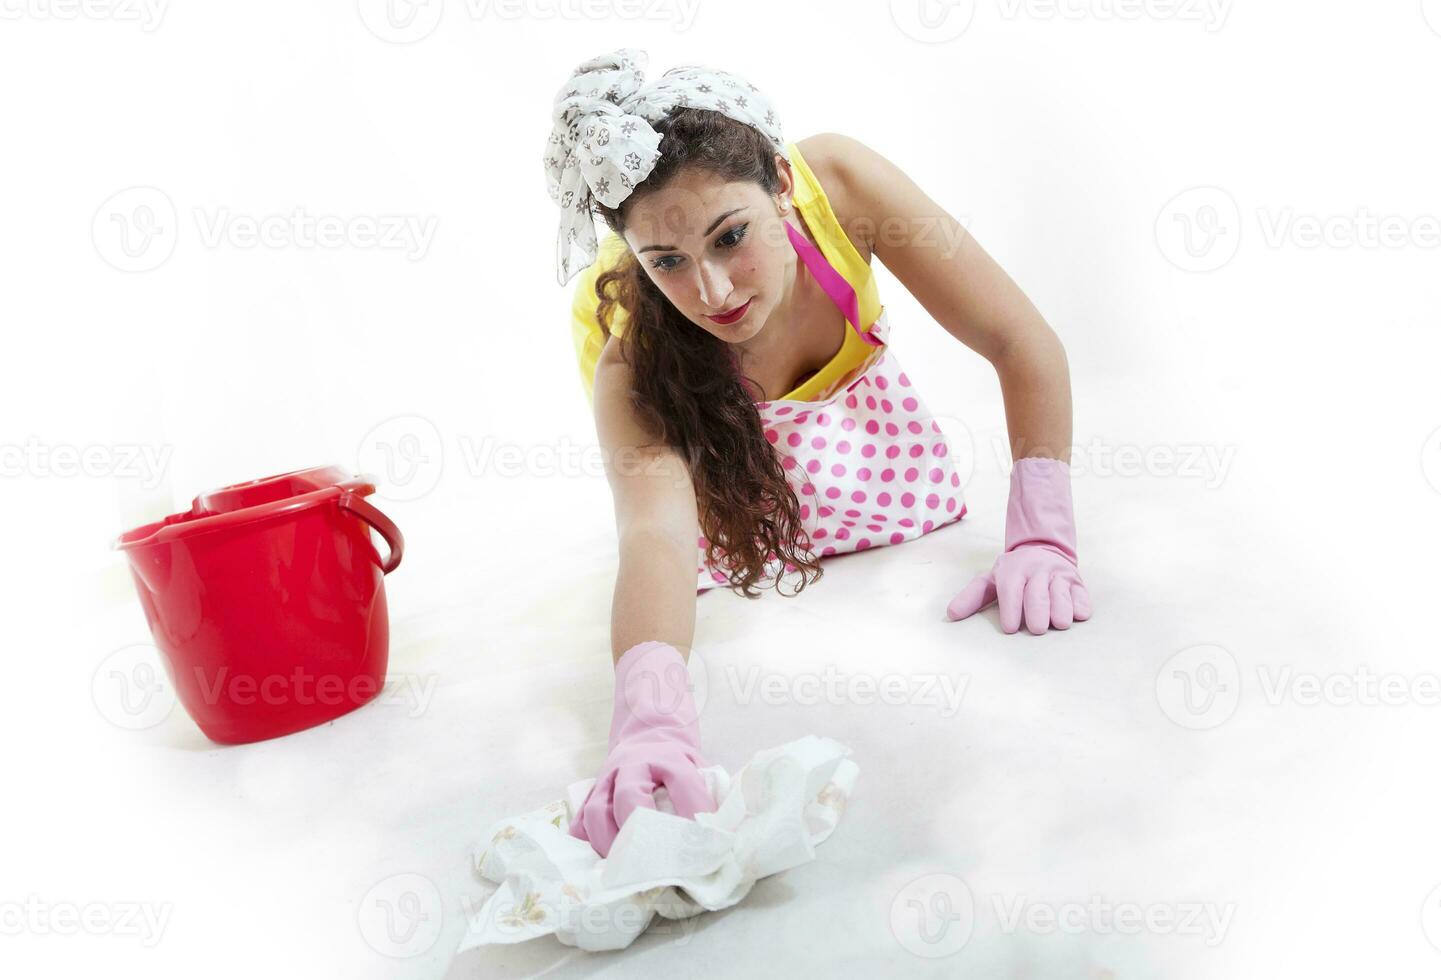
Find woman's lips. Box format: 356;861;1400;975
706;299;751;324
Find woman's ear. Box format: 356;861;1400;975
774;152;796;212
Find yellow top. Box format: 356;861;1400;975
568;139;882;406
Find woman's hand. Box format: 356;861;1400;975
569;641;716;857
945;457;1093;635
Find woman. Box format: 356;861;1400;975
547;49;1093;857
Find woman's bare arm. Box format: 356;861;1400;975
592;339;700;665
819;132;1073;465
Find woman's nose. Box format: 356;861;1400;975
696;262;733;311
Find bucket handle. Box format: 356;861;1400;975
339;491;404;574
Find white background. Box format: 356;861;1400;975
3;0;1441;976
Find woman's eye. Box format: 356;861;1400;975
650;225;749;274
719;224;748;248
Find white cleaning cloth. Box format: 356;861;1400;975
457;734;858;953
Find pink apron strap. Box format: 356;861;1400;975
785;221;884;348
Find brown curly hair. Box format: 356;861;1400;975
588;108;823;598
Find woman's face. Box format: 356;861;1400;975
621;159;796;347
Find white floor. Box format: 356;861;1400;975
41;415;1440;978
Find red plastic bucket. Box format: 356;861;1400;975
113;466;404;744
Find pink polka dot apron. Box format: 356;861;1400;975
695;221;968;592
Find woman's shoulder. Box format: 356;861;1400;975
792;133;874;265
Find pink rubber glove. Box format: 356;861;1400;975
946;456;1093;634
568;640;716;857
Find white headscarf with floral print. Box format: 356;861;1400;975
543;47;789;286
